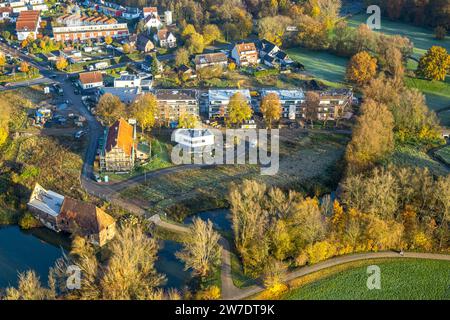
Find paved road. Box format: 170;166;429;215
225;251;450;300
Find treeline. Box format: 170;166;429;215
230;170;449;284
365;0;450;29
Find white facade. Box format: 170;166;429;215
208;89;251;118
173;129;215;153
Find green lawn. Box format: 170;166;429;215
435;145;450;166
405;76;450;116
347;14;450;59
387;144;449;176
283;259;450;300
286;47;348;85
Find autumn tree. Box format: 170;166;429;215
181;24;196;38
20;61;30;74
226;92;253;127
130;93;158;133
416;46;450;81
260;92;282;128
178;113;200;129
96;93;126;126
0;52;6;73
176;218;222;278
346;51;378;86
53;222;166;300
345;100;394;174
174;47;190;67
4;270;56;300
104;36;113;45
304;91;320;128
186;32;205;54
202;24;223;45
55;57;68;71
296;14;329;50
122;43;131;54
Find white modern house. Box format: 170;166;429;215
173;128;215;154
113;74;152;89
208;89;251;118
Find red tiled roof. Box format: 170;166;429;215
105;118;134;156
16;10;40;32
79;71;103;85
143;7;157;13
235;42;257;54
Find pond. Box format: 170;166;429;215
183;209;232;232
0;226;193;291
155;240;191;290
0;226;66;289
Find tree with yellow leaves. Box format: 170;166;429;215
130;93;158;133
55;57;68;71
0;52;6;73
260;92;282;128
104;36;113;45
178;113;200;129
416;46;450;81
346;51;378;86
345;99;394;174
226;92;253;127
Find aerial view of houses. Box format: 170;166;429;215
0;0;449;311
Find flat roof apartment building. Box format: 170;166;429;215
208;89;251;118
155;89;198;123
52;13;129;42
260;89;306;120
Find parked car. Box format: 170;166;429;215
74;130;86;139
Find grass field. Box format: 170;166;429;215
387;144;449;176
347;14;450;59
404;76;450;118
286;47;348;85
283;259;450;300
434;145;450;166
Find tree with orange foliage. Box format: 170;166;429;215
346;51;378;86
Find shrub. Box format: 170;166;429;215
195;286;221;300
18;212;41;229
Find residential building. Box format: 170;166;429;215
260;89;306;120
52;13;129;42
316;89;353;121
27;183;116;246
143;6;162;29
60;48;82;63
100;118;136;172
135;33;154;53
122;7;140;20
0;6;12;20
177;65;197;79
208;89;251;118
173;129;215;154
255;39;293;68
194;52;228;70
153;28;176;48
231;42;259;66
141;54;162;73
161;10;172;25
16;10;40;40
99;86;143;104
113;74;152;89
78;71;103;90
155;89;199;123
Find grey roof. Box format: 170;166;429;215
155;89;197;101
208;89;251;102
261;89;305;100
